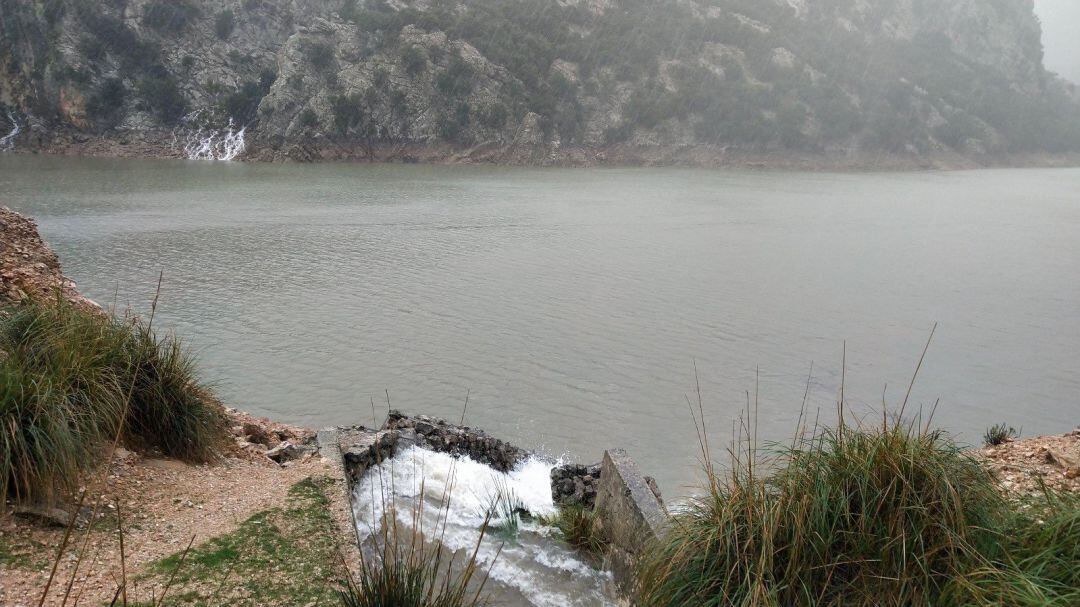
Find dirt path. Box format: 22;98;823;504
1;412;358;607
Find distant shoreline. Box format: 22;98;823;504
13;128;1080;172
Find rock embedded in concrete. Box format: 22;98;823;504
384;411;527;472
339;426;401;485
551;462;602;509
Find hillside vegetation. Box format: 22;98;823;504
2;0;1079;162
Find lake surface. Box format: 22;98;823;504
1;155;1078;494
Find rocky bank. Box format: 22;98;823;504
0;207;97;309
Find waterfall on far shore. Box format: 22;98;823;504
175;112;246;161
0;112;20;152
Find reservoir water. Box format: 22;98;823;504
1;155;1077;495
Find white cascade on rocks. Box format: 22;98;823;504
353;445;618;607
0;112;20;151
176;113;246;161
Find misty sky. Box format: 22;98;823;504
1034;0;1080;82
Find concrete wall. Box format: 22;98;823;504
593;449;668;593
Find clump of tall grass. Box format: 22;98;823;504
0;299;225;505
340;531;493;607
635;414;1074;607
483;475;530;543
341;461;498;607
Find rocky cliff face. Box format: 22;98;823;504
1;0;1078;163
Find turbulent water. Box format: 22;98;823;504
353;446;616;607
0;113;19;151
175;114;246;161
1;156;1078;495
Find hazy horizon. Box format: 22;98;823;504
1035;0;1080;83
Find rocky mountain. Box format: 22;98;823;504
1;0;1079;164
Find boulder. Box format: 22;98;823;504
14;504;84;528
266;440;316;464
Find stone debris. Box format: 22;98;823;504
973;429;1080;500
242;421;274;446
0;207;98;308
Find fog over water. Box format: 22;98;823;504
1035;0;1080;82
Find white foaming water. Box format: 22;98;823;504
353;446;617;607
179;116;246;161
0;113;20;151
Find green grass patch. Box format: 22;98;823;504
139;477;344;606
540;504;608;556
637;420;1080;607
0;299;226;505
0;533;48;569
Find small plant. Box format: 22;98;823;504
221;80;265;124
984;423;1019;446
142;0;201;34
299;108;320;129
304;41;336;72
483;476;529;543
86;78;127;127
1003;491;1080;600
137;72;188;125
214;9;236;39
330;93;366;135
401;45;428;76
637;418;1014;606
